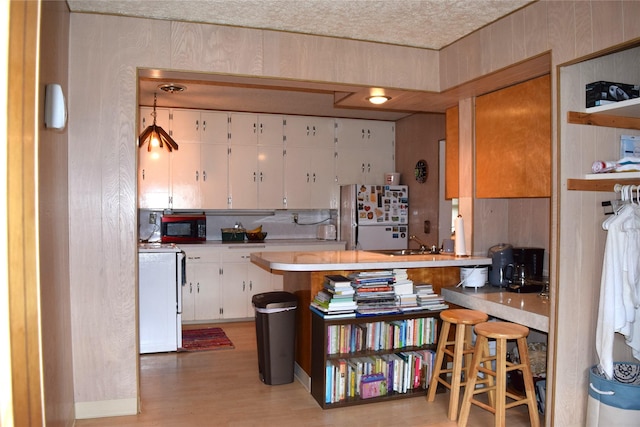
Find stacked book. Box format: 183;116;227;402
349;271;399;315
310;275;357;319
392;269;420;312
414;283;449;311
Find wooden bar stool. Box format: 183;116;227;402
427;308;489;420
458;321;540;427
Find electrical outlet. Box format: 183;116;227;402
149;212;157;224
292;213;298;223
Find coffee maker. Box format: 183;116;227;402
487;243;514;287
512;247;545;280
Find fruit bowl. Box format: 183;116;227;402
246;231;267;242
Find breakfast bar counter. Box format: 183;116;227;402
250;250;491;382
442;286;550;333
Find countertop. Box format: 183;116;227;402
442;286;550;333
142;239;346;248
250;250;492;272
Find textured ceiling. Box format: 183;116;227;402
67;0;533;50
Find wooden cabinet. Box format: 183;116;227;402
475;75;551;198
310;310;441;409
445;106;459;200
284;116;337;209
138;107;171;209
228;113;285;209
335;118;395;185
566;97;640;191
170;110;229;209
182;247;221;322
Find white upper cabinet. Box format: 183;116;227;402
283;116;337;209
170;110;229;209
138;109;396;210
335;118;395;185
138;107;171;209
228;113;285;209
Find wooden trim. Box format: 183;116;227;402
7;1;43;425
567;111;640;131
567;178;640;192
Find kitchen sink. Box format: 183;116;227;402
367;249;437;256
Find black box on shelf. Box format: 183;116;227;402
586;81;639;108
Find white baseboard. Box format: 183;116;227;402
294;362;311;392
75;397;138;419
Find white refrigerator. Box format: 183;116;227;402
138;243;185;353
339;184;409;250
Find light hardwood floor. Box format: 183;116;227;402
75;322;540;426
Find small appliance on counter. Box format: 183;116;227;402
161;213;206;243
488;243;514;287
316;224;337;240
512;247;545;280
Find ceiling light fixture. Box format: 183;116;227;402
138;93;178;152
367;95;391;105
158;83;187;93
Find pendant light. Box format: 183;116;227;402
138;93;178;152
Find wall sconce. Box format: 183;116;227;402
138;93;178;152
44;83;67;130
367;95;391;105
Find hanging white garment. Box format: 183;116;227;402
596;203;640;379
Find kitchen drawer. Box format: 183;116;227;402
181;245;220;263
221;245;267;263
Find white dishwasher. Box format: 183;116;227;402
138;243;185;353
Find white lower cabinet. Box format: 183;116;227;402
220;248;275;319
182;242;345;322
182;247;221;322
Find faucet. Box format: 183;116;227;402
409;235;429;252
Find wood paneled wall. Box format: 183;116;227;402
395;113;445;248
39;1;74;425
67;2;640;423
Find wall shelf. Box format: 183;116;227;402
567;97;640;190
567;178;640;192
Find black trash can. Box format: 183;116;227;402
252;291;298;385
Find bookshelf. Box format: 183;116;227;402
310;309;443;409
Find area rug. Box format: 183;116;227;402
179;327;234;352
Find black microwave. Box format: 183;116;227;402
160;214;206;243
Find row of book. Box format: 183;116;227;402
324;350;436;404
326;317;438;355
310;272;448;318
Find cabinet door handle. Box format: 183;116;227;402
202;120;206;132
312;125;316;136
253;123;257;134
367;129;371;139
259;123;264;134
195;119;199;131
361;163;365;173
202;170;207;181
249;280;253;291
196;171;199;181
253;172;256;182
260;172;263;182
361;129;365;139
313;172;317;183
141;169;145;180
189;283;193;293
306;125;310;136
306;172;310;183
197;283;200;293
243;280;246;291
